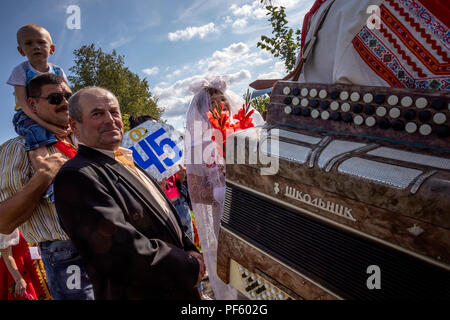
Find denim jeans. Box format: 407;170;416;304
39;240;94;300
172;197;194;242
13;110;57;151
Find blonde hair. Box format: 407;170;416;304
16;24;53;45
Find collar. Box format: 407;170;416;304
78;143;132;160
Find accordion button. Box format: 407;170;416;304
350;92;360;102
309;88;318;97
388;95;399;106
311;110;320;118
301;108;311;117
352;104;363;113
374;94;385;104
293;107;301;115
284;106;292;114
392;120;405;131
433;113;446;125
320;100;330;110
301;88;309;97
354;115;364;125
376;107;387;117
283;87;291;95
330;90;340;100
405;122;417;133
415;97;428;109
331;112;341;121
319;89;328;99
418;110;432;122
292;97;300;105
389;107;401;119
342;113;353;123
401;96;413;107
310;99;319;108
419;124;432;136
363;93;373;103
378;118;391;129
292;87;300;96
284;97;292;105
403;109;416;120
301;98;309;107
331;101;340;111
321;111;330;120
341;102;350;112
365;116;376;127
364;105;375;115
436;125;450;138
431;98;445;110
340;91;349;100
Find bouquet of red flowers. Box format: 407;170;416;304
207;89;256;156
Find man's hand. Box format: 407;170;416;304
29;153;67;184
187;250;205;286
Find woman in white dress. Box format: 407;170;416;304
184;76;264;299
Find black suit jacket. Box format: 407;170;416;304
54;145;201;300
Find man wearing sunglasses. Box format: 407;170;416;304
0;73;94;300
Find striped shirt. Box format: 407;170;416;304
0;137;71;244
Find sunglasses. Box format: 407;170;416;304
31;92;72;105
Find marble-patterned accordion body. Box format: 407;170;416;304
217;81;450;300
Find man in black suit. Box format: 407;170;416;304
54;86;205;300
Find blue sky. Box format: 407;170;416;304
0;0;314;144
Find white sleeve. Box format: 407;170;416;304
0;228;20;249
7;64;26;87
59;67;69;83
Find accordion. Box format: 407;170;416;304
217;81;450;300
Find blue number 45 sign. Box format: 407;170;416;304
122;121;184;181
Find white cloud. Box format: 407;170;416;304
257;71;283;79
109;36;134;48
228;70;252;85
199;42;250;72
142;67;159;76
257;60;287;79
168;22;217;41
232;18;248;30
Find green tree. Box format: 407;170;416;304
257;3;301;73
242;89;270;115
251;94;270;115
68;44;163;131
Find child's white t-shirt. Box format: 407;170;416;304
7;61;68;87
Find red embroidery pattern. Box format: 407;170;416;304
352;36;405;88
386;0;449;61
397;0;449;47
353;26;449;90
379;23;427;78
